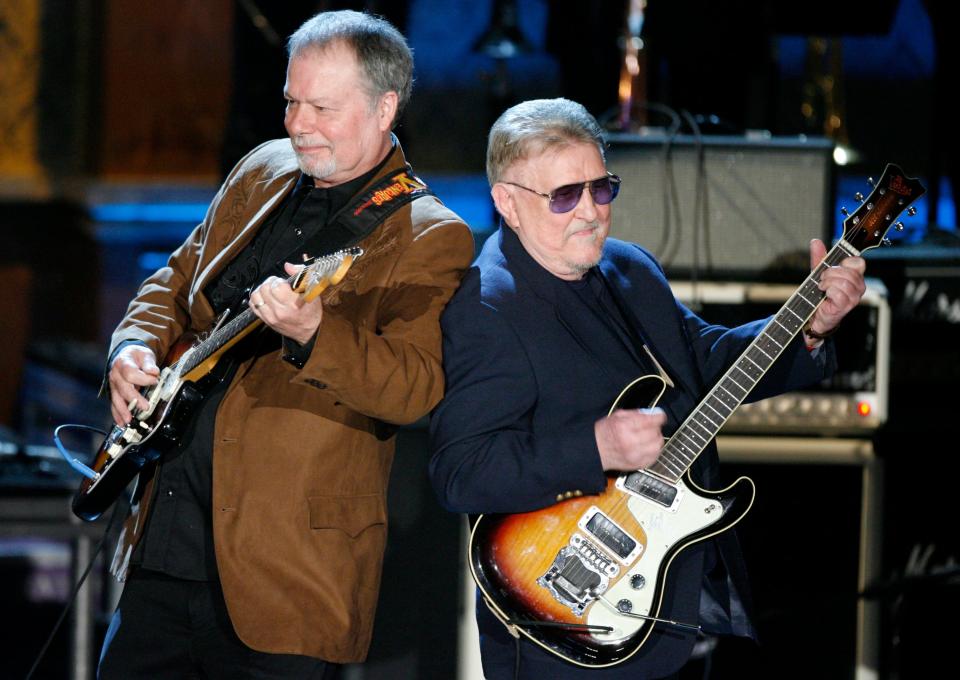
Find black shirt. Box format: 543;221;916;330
564;268;658;386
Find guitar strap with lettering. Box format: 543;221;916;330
301;166;435;256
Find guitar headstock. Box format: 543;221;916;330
293;247;364;302
839;163;925;253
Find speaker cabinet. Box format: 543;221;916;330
710;436;882;680
605;132;835;279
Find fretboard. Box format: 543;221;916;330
646;241;855;482
173;247;359;379
180;307;260;376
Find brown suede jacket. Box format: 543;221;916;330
107;138;474;662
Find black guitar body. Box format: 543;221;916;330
72;375;214;521
70;246;364;522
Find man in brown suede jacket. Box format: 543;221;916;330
97;10;473;678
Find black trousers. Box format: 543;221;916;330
98;570;338;680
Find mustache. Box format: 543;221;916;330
291;136;331;150
565;221;603;238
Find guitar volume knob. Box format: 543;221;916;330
617;599;633;613
630;574;646;590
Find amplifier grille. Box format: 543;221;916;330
605;132;834;279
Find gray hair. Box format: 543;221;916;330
486;98;605;185
287;10;413;125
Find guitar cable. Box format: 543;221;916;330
678;108;712;282
513;635;521;680
53;423;107;480
24;494;125;680
501;608;699;678
23;423;121;679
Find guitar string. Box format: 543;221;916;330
654;177;914;479
562;174;908;529
180;248;356;375
601;209;876;524
595;242;838;536
656;254;836;479
123;249;355;421
657;178;918;480
578;214;880;633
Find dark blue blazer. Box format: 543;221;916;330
429;225;835;679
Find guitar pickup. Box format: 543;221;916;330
617;471;681;511
577;507;643;564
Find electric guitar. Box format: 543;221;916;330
468;164;925;667
71;247;362;522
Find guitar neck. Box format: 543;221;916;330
179;307;261;378
173;247;360;381
647;241;856;482
179;266;306;378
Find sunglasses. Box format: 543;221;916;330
502;173;621;214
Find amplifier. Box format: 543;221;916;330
670;278;890;434
604;132;834;279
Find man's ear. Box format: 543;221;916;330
378;91;399;132
491;183;518;228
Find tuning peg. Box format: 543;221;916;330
895;222;905;231
854;192;864;202
867;177;875;187
840;207;849;216
907;206;917;216
882;238;892;246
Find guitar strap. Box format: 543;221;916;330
595;271;675;388
301;165;435;256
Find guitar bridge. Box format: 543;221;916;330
538;534;617;617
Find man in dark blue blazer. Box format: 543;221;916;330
429;98;867;679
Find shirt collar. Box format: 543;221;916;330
297;136;397;215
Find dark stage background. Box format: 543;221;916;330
1;1;957;678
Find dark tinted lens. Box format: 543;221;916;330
590;175;620;205
549;183;585;213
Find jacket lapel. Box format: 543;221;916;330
194;172;299;294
